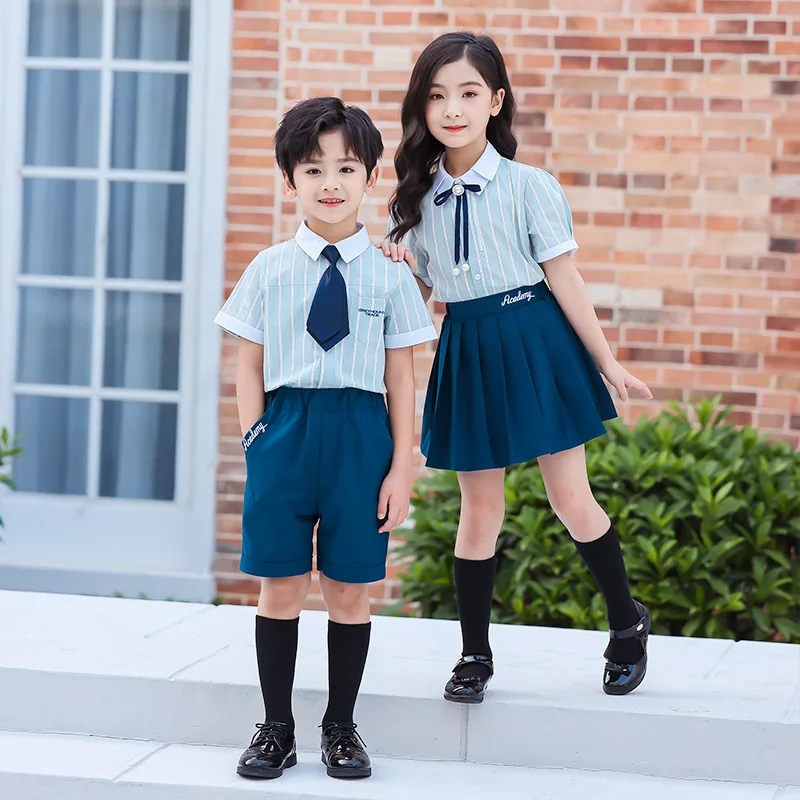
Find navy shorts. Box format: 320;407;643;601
240;387;394;584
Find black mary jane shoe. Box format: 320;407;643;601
320;722;372;779
603;600;652;696
237;721;297;779
443;654;494;704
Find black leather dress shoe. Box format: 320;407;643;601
443;654;494;704
320;722;372;779
237;721;297;779
603;600;652;696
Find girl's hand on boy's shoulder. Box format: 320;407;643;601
600;360;653;403
377;465;412;533
376;239;416;269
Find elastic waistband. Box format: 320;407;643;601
445;282;551;321
266;386;385;414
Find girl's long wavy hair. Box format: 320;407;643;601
389;32;517;242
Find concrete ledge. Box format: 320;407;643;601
0;591;797;785
0;732;787;800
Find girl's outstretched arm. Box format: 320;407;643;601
542;254;653;402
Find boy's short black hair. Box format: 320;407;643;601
275;97;384;186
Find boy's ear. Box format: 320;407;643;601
364;165;380;196
282;172;297;198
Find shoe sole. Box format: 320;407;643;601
237;752;297;779
321;755;372;779
443;691;484;704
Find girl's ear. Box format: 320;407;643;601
282;172;297;198
364;165;380;196
490;87;505;117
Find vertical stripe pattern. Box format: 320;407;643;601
215;240;436;394
408;157;579;304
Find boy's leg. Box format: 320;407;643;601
255;573;312;729
318;575;372;779
319;575;371;727
238;574;310;780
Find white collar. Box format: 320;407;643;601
295;221;371;263
432;141;502;196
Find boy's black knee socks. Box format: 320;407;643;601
323;620;371;726
255;615;300;730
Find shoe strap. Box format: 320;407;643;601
453;654;494;674
609;603;649;640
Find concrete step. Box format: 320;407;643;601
0;731;789;800
0;590;798;785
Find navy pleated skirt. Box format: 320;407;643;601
421;282;617;472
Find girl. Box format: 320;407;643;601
381;32;654;702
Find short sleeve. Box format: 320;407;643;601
213;251;266;344
524;170;579;264
383;265;437;350
387;211;432;288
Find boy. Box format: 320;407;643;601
214;97;436;780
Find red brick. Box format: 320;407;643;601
673;58;706;73
749;60;781;75
636;58;667;72
629;38;695;53
700;39;769;55
767;316;800;332
715;19;747;35
755;20;788;35
555;36;622;51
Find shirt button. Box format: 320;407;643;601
475;273;483;281
462;262;470;272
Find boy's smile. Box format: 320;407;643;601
284;130;378;243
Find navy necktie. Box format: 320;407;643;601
306;244;349;351
434;180;481;271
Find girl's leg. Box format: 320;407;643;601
318;575;371;726
537;445;643;664
452;468;506;680
256;573;311;728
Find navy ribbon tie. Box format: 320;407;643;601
306;244;349;351
434;181;481;268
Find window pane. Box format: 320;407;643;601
100;400;177;500
13;395;89;495
115;0;191;61
108;182;184;280
25;70;101;168
17;288;93;386
104;292;181;390
28;0;103;58
22;179;97;277
111;72;188;171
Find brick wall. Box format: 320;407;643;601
215;0;800;607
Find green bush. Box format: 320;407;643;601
0;427;22;533
400;398;800;643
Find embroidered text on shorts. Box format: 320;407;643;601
243;421;267;452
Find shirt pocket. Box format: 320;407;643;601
349;288;386;345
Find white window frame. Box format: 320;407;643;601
0;0;231;601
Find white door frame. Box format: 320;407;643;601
0;0;231;601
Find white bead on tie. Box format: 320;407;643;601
452;183;465;196
462;262;470;272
